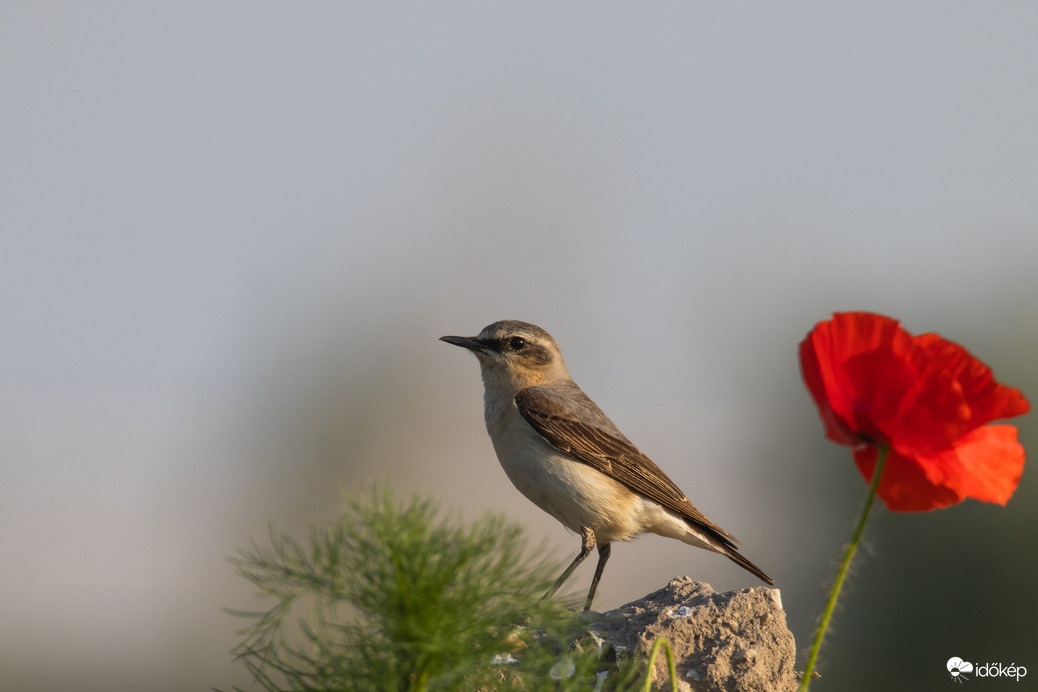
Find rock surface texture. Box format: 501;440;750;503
590;577;798;691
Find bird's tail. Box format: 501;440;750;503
669;515;775;586
723;548;774;586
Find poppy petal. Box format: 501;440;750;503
854;425;1027;512
805;311;1029;512
799;334;861;446
854;446;963;512
916;425;1026;505
884;335;1029;456
799;312;913;447
851;446;963;512
885;361;972;456
913;334;1030;428
802;312;1030;461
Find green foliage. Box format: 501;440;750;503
639;639;678;692
228;487;648;691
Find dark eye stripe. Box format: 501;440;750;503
519;343;554;366
484;335;554;366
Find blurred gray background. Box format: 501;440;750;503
2;3;1036;691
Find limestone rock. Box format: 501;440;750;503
588;577;797;691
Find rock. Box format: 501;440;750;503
587;577;797;691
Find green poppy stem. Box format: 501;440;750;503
798;446;889;691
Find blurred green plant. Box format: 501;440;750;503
226;486;661;691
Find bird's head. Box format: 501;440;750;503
440;320;571;392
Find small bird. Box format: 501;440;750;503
441;320;773;611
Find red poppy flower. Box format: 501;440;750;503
799;312;1029;511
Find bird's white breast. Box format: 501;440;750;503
482;390;651;542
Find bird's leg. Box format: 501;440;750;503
544;526;595;601
583;542;611;611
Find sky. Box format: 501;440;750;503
2;3;1036;691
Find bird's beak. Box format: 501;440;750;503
439;335;487;352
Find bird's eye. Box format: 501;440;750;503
508;336;527;351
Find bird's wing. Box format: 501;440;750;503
514;382;740;549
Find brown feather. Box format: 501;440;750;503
514;383;741;551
